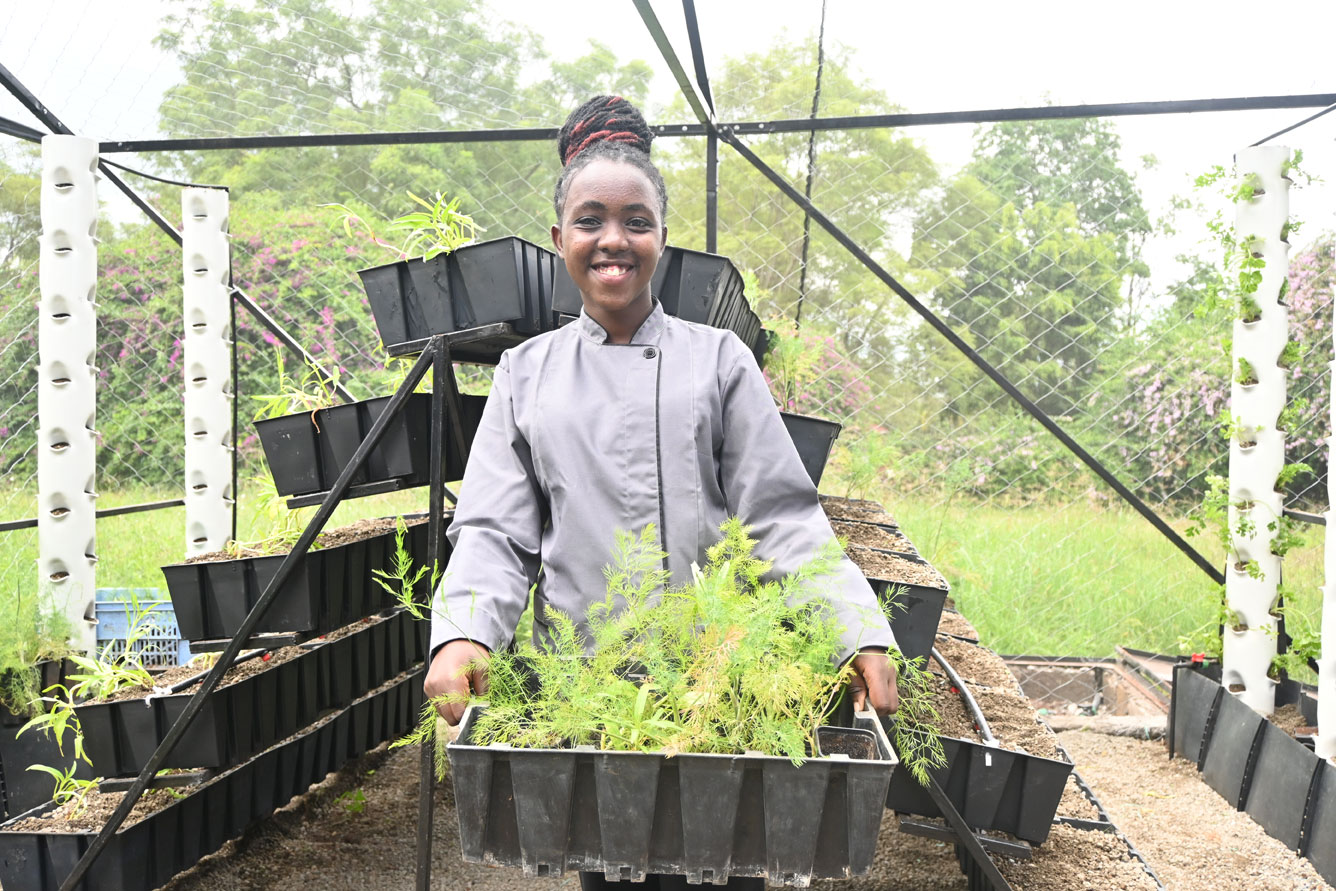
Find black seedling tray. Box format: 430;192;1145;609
256;393;486;498
448;706;896;885
851;549;948;664
161;521;434;644
778;412;841;488
76;609;426;777
0;668;424;891
359;236;556;358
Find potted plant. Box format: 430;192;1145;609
252;352;487;499
389;520;944;884
331;192;557;357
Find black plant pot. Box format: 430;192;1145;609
1307;761;1336;886
161;523;439;644
255;393;487;498
0;668;424;891
849;549;949;665
447;705;895;884
358;236;556;358
885;730;1073;845
779;412;841;488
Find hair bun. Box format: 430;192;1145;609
557;95;654;167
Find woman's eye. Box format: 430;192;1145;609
573;216;600;227
627;218;653;230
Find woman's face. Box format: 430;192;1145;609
552;158;667;324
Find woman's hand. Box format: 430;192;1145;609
849;647;899;716
425;639;492;726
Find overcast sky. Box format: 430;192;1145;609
2;0;1333;282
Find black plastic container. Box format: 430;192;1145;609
0;669;423;891
74;610;422;778
779;412;841;488
1307;761;1336;886
161;521;436;644
357;236;555;355
255;393;486;498
887;731;1073;845
847;548;948;665
447;706;896;885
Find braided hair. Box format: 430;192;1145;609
553;95;668;220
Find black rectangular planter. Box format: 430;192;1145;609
1306;761;1336;887
0;668;423;891
161;521;440;644
849;548;949;665
358;236;556;355
886;731;1073;845
448;707;896;885
73;610;423;778
255;392;486;498
779;412;841;488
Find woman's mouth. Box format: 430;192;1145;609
592;262;632;279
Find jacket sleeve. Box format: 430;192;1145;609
430;353;544;655
716;339;896;663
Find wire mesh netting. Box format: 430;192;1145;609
1;1;1333;711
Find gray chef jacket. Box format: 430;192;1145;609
429;300;895;664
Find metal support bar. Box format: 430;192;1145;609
719;129;1226;586
898;816;1032;860
705;132;718;254
794;0;829;328
680;0;714;114
633;0;714;127
0;498;184;533
88;93;1336;154
57;346;436;891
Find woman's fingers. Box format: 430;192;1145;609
425;639;492;726
851;649;899;716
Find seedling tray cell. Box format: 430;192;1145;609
448;706;896;885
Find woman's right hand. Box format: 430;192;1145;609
425;639;492;726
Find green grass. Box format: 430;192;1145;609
890;494;1325;663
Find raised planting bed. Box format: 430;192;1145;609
1169;661;1336;885
74;609;428;778
779;412;841;487
887;637;1073;845
845;546;948;664
818;494;897;527
553;245;759;348
256;393;487;498
161;517;436;646
0;668;424;891
358;236;556;358
2;661;89;820
447;704;896;885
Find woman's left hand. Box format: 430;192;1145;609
849;647;899;716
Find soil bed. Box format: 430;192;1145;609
846;546;947;589
185;516;425;564
819;495;897;526
1268;702;1312;738
932;635;1021;694
1055;774;1102;821
831;519;913;553
936;610;979;641
8;787;181;833
996;823;1158;890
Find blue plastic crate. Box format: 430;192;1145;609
94;588;193;668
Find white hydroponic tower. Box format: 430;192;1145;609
37;135;100;655
1223;144;1292;716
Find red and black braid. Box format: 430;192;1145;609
553;95;667;220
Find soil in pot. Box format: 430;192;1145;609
185;516;425;564
1267;702;1313;740
936;611;979;642
996;823;1159;890
830;519;913;554
6;786;181;834
846;546;947;589
819;495;896;527
931;635;1021;694
927;645;1064;761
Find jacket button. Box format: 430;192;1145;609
643;347;657;359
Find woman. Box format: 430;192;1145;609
425;97;898;885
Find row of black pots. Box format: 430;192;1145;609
1;661;90;821
447;704;895;885
256;392;488;499
76;608;428;778
161;519;437;644
0;667;424;891
358;236;557;355
1170;663;1336;884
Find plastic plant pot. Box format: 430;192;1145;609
447;706;896;885
358;236;556;356
847;548;949;665
255;393;486;499
778;412;841;488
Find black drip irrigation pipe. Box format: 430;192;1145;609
932;645;998;746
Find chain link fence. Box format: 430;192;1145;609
1;1;1333;711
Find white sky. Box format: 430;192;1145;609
2;0;1334;286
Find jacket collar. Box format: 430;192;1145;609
575;299;667;345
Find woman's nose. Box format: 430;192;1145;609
597;222;629;251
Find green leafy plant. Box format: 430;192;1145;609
400;520;944;785
224;475;316;558
0;585;76;717
1278;340;1303;368
1235;357;1258;386
324;191;479;261
251;349;342;421
26;762;98;819
372;516;438;618
1269;599;1320;680
336;788;367;815
1277;396;1309;433
832;432;896;501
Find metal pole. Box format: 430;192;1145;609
794;0;829;329
705;132;718;254
58;345;437;891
